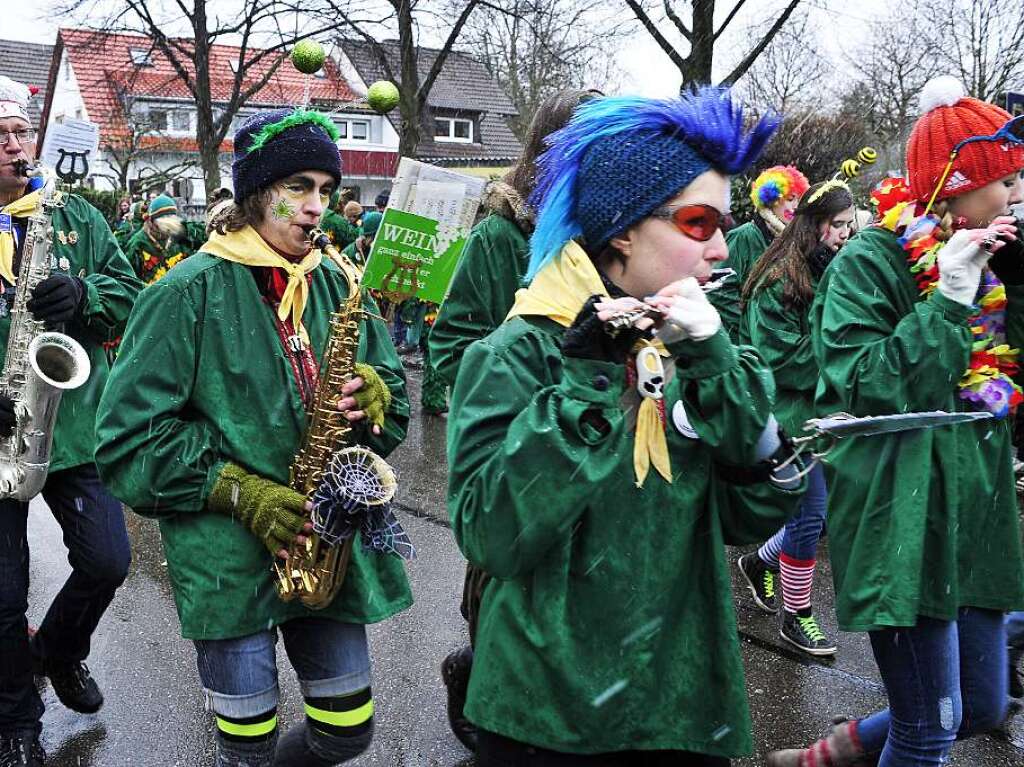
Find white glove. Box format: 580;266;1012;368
937;229;991;306
654;277;723;344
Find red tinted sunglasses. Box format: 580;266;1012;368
651;204;724;242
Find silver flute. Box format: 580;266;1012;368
604;268;735;334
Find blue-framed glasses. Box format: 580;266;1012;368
924;114;1024;216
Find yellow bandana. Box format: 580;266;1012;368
0;190;43;285
507;242;672;487
202;225;322;344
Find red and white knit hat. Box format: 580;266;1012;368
907;76;1024;202
0;76;31;122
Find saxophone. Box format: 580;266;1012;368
0;164;91;500
273;228;387;609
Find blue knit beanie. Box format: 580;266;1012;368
232;108;342;201
529;89;780;277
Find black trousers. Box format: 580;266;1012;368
477;730;731;767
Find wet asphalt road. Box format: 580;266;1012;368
25;358;1024;766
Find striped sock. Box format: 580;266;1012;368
757;527;786;569
304;687;374;738
780;553;815;614
215;707;278;744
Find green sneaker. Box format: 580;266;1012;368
737;553;778;613
781;611;838;656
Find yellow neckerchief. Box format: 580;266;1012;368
0;189;43;284
507;241;672;487
202;225;322;345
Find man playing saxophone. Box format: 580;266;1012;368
95;108;411;767
0;76;142;767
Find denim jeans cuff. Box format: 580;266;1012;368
203;683;279;719
299;668;371;699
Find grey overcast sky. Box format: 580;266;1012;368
1;0;887;98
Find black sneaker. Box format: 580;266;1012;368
45;662;104;714
0;732;45;767
781;611;838;657
440;646;477;752
737;553;778;613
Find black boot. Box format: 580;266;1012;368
441;646;477;752
0;732;45;767
29;636;103;714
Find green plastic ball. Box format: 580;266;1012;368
367;81;401;114
291;40;326;75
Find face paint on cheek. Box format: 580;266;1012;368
269;195;298;222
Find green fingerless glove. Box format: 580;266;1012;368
353;362;391;429
207;463;308;555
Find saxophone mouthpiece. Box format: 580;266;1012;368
11;160;36;178
308;227;332;252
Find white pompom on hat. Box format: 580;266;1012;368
907;75;1023;202
0;76;31;122
918;75;967;114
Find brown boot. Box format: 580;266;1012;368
767;719;874;767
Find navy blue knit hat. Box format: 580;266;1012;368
232;108;342;201
529;89;779;276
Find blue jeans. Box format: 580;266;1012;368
0;464;130;733
194;618;371;721
856;608;1007;766
758;462;827;567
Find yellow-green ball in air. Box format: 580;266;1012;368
367;81;401;114
291;40;326;75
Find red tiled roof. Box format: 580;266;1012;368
55;27;357;147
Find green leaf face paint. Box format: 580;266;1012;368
271;197;298;221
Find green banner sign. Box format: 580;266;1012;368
361;208;469;304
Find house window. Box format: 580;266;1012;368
435;117;473;143
334;119;371;143
130;48;152;66
171;110;191;132
148;109;168;131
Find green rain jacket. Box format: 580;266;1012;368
430;182;533;388
320;209;359;250
712;220;771;341
447;318;804;757
94;252;413;640
810;226;1024;631
6;194;142;472
740;277;818;437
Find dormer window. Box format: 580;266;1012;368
130;48;152;66
435;116;473;143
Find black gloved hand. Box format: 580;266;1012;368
561;295;645;363
26;274;85;326
989;217;1024;286
0;394;15;438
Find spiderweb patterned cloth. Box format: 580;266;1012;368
311;447;415;560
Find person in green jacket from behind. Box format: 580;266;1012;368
736;180;856;658
711;165;808;339
770;77;1024;767
428;87;599;752
95;108;412;767
448;90;807;765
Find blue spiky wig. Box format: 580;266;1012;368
528;89;779;277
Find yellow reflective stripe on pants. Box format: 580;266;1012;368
304;699;374;728
216;715;278;737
